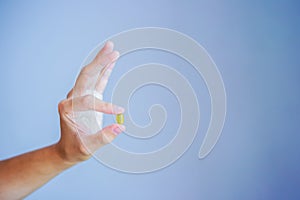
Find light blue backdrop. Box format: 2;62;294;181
0;0;299;199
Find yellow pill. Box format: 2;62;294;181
116;113;124;124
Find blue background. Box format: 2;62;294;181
0;0;299;199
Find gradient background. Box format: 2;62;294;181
0;0;299;199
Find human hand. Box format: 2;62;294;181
55;41;125;164
0;41;126;199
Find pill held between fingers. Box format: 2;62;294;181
116;113;124;124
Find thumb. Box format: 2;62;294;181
86;124;126;152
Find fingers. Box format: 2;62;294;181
72;41;119;97
81;49;119;76
59;95;125;115
75;51;119;90
95;41;114;61
94;62;116;94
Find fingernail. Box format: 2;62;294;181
113;125;126;135
114;106;125;114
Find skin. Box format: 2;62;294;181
0;41;125;200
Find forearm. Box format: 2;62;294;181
0;144;75;199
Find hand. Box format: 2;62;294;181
55;41;125;164
0;41;126;199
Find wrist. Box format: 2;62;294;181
51;143;78;168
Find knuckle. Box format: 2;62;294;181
80;64;99;77
80;65;90;74
101;133;114;144
96;134;105;145
67;89;73;98
98;102;111;112
58;100;68;113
